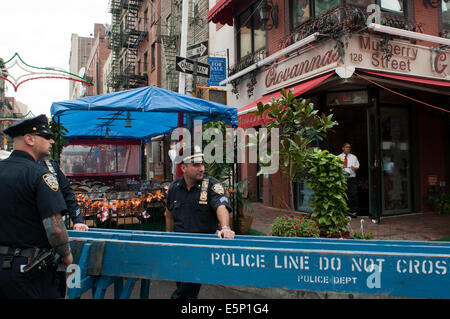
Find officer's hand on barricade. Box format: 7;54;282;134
217;226;235;239
73;223;89;231
60;253;73;268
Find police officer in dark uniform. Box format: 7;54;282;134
0;115;73;298
39;157;88;298
165;145;235;299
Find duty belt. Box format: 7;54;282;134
0;246;38;269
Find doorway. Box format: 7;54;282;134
324;96;412;217
325;105;370;216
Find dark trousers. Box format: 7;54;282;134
0;256;60;299
171;282;202;299
346;177;358;212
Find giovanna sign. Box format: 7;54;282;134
264;40;339;91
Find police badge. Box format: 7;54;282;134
212;183;225;196
199;178;209;205
42;173;59;192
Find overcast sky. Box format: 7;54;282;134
0;0;111;118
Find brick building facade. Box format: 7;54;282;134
208;0;450;219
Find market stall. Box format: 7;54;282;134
51;86;238;229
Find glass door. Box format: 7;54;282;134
367;99;382;220
380;107;412;215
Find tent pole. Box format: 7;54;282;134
57;115;61;165
233;126;240;233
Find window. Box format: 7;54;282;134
291;0;311;29
150;0;156;25
166;14;171;36
144;8;148;30
151;43;156;70
443;0;450;27
347;0;404;13
290;0;406;30
314;0;339;16
380;0;403;13
193;0;199;16
237;0;266;61
143;52;148;73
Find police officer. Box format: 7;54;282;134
39;157;88;298
165;145;235;299
0;115;73;298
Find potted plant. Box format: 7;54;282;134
271;215;320;238
305;149;350;237
233;180;254;234
251;88;338;212
435;193;450;215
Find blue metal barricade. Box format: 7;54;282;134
67;229;450;299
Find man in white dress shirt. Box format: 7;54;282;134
338;143;359;215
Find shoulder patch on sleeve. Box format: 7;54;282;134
42;173;59;192
211;183;225;195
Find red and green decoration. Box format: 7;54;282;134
0;52;93;91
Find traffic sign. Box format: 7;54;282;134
176;56;210;78
187;41;208;59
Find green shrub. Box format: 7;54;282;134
435;193;450;215
271;215;320;238
305;149;349;236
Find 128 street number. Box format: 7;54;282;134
225;304;269;314
350;53;363;62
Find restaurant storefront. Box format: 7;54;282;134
233;34;450;218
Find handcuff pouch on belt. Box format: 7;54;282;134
199;178;209;205
1;248;24;270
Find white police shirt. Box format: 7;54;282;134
338;153;360;178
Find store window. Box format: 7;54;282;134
237;0;266;61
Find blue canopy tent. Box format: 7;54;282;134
51;86;240;229
51;86;238;142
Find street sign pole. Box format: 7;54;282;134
193;59;198;96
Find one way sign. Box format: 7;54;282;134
175;56;210;78
187;41;208;59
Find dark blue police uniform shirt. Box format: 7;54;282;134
39;158;83;224
166;175;232;234
0;150;68;249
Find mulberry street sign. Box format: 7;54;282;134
176;56;210;78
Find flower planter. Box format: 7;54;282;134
320;231;351;239
230;215;254;235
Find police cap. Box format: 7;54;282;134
3;114;54;139
181;144;204;163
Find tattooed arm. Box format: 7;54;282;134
42;213;73;267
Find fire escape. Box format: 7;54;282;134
108;0;148;91
156;0;181;92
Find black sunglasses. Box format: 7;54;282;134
34;133;54;140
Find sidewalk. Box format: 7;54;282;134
245;202;450;241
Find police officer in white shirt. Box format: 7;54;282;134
338;143;359;215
